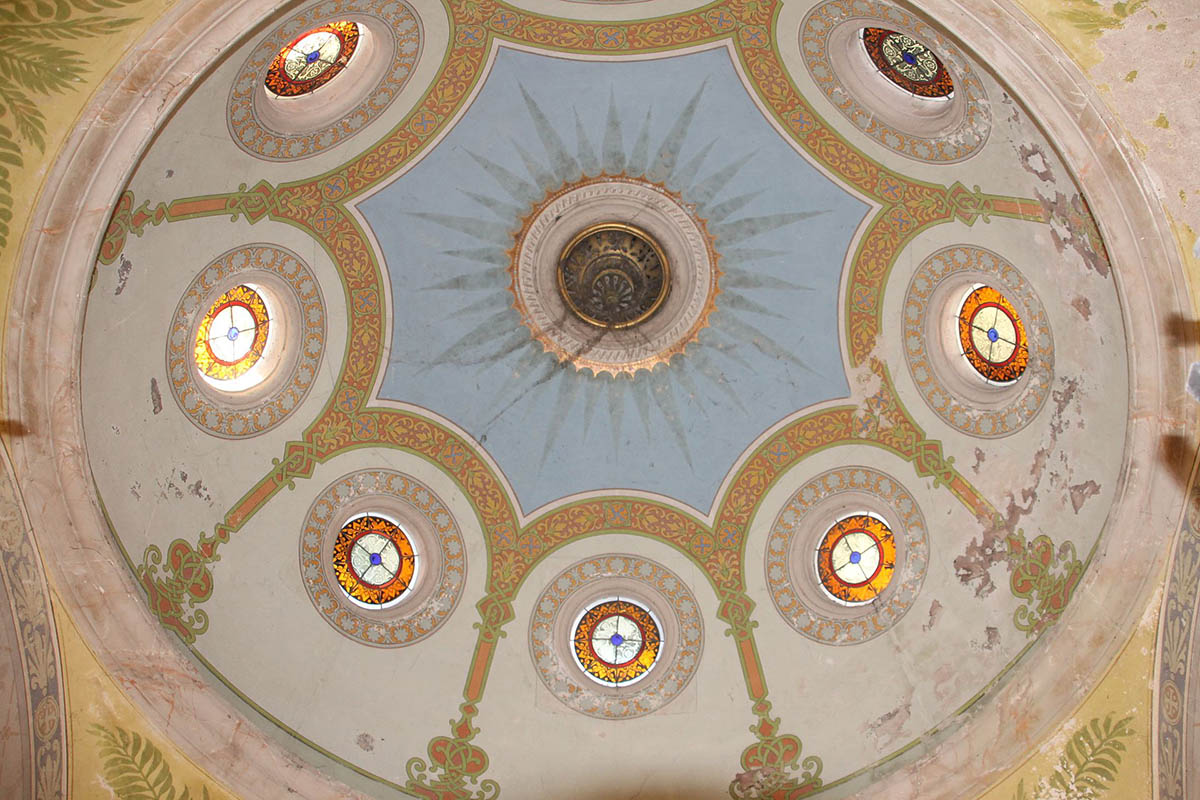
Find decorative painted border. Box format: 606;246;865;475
0;442;66;800
902;245;1053;438
799;0;991;163
299;469;467;647
765;466;928;644
166;244;326;438
1157;479;1200;799
80;0;1124;797
529;553;702;718
227;0;422;161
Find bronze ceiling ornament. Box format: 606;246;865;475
557;223;670;329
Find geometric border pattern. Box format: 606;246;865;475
765;466;928;644
902;245;1053;437
800;0;991;163
1157;479;1200;800
529;553;702;719
165;244;326;439
0;443;65;799
227;0;422;161
299;469;466;647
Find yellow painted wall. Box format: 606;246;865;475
55;590;234;799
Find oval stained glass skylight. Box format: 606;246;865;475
193;284;270;382
332;514;417;608
816;513;896;604
571;599;662;686
264;21;360;97
861;27;953;98
957;285;1029;383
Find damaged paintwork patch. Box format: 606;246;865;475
1038;190;1112;278
114;255;133;295
1018;143;1054;182
972;447;985;474
150;378;162;415
1070;296;1092;319
953;376;1095;603
156;468;213;506
922;599;943;631
864;696;912;751
355;733;375;751
1068;479;1101;513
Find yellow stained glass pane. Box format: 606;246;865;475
572;599;661;685
332;515;417;606
957;286;1028;383
816;514;896;604
193;285;270;382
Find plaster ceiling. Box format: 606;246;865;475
71;0;1148;796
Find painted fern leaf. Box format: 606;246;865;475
0;16;136;39
90;723;210;800
0;36;87;95
1048;714;1134;795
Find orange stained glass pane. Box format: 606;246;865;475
264;21;360;98
816;514;896;604
957;285;1028;383
572;599;661;685
332;515;417;606
193;284;270;381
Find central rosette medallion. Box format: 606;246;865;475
558;223;670;328
509;175;719;377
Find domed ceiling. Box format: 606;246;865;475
69;0;1161;796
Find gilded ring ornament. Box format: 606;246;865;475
800;0;991;163
530;554;702;718
765;467;927;644
299;469;466;647
227;0;422;161
166;245;325;438
902;246;1052;437
557;223;670;329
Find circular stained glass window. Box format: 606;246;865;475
572;599;662;686
861;27;953;98
816;513;896;604
957;285;1029;383
193;284;270;383
332;514;417;609
264;21;360;98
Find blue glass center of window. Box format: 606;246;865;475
305;49;321;64
227;326;239;341
902;51;917;65
849;551;861;564
610;633;625;647
987;327;999;342
369;552;382;566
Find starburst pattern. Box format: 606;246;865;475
414;82;825;470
